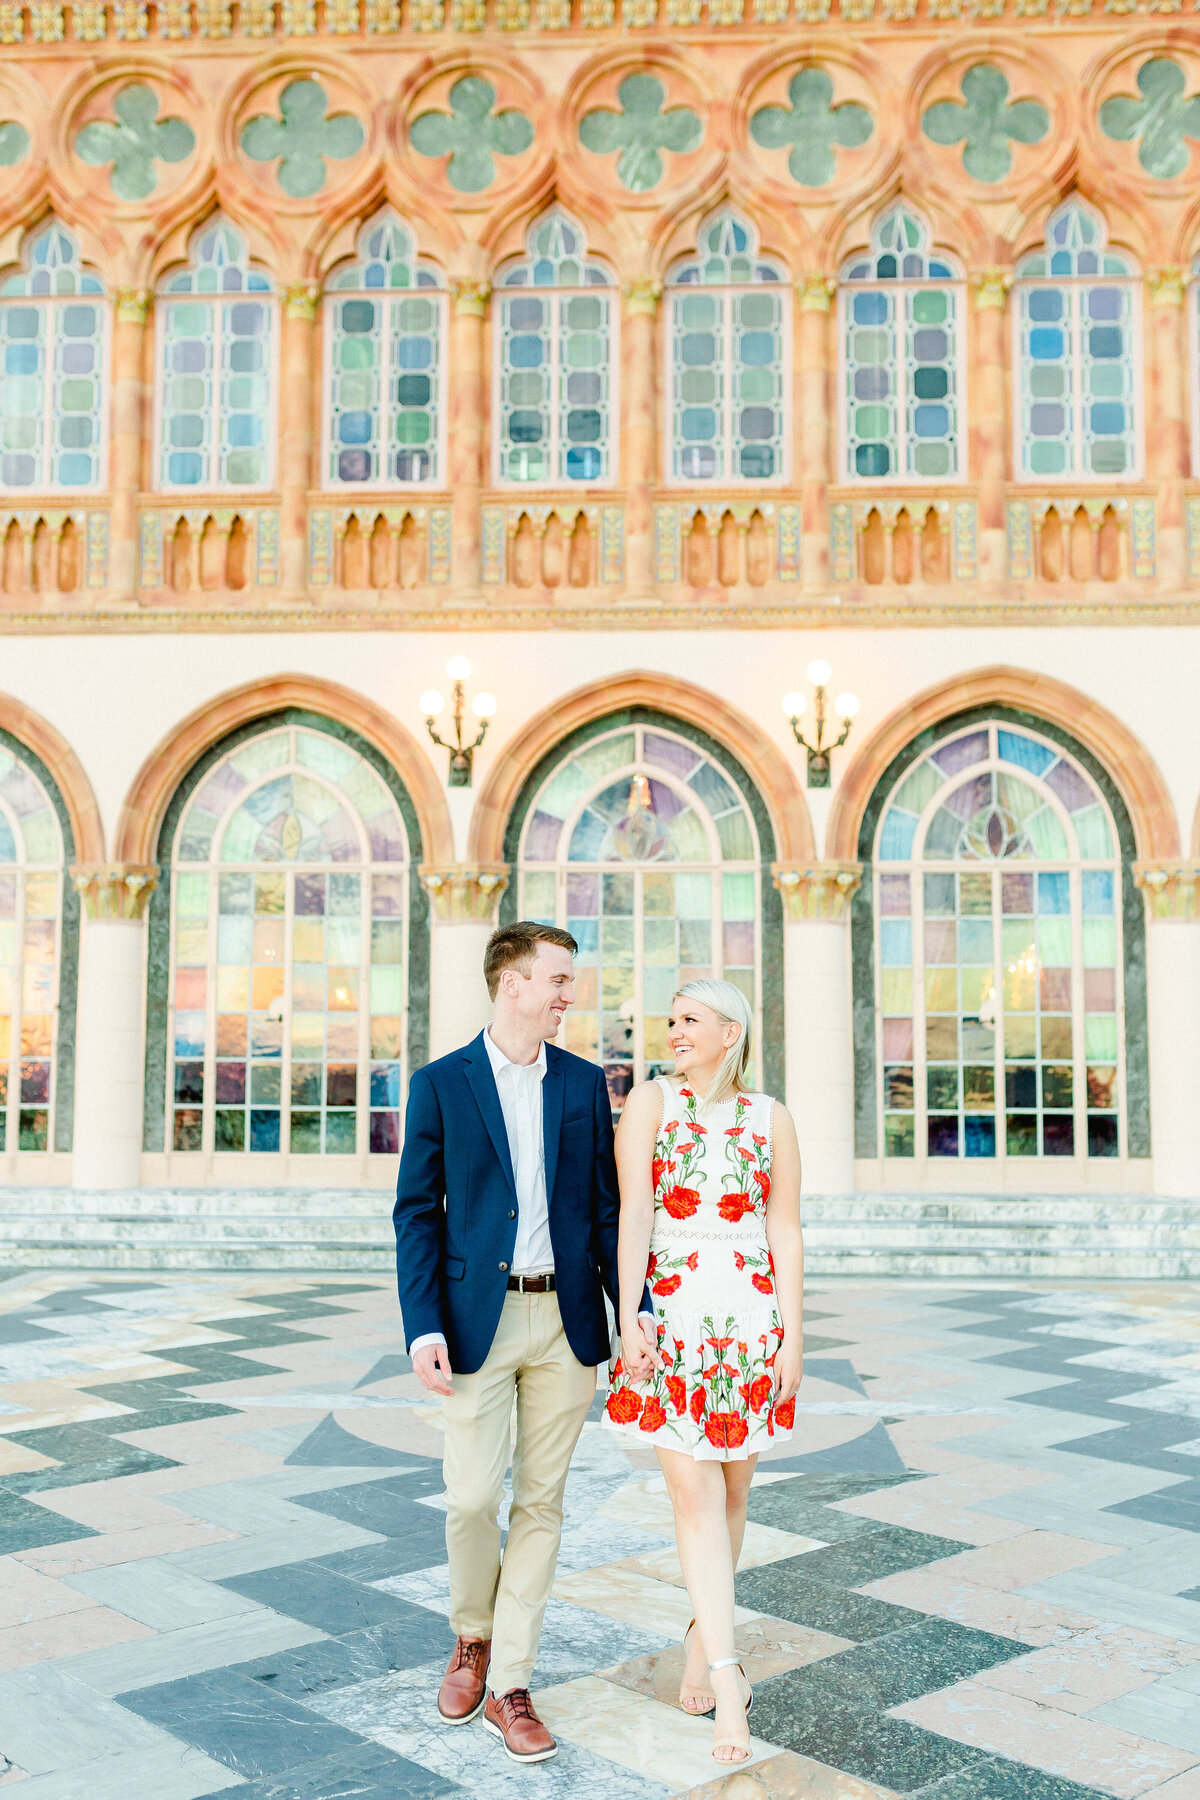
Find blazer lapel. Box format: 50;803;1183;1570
542;1047;565;1208
462;1034;516;1197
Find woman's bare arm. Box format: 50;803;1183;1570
614;1079;664;1380
764;1100;804;1401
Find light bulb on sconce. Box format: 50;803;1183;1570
471;692;498;720
782;661;858;789
421;661;496;788
445;655;472;683
419;690;446;719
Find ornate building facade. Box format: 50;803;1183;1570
0;2;1197;1227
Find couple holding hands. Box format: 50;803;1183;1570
393;920;804;1769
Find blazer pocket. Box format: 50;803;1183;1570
563;1108;589;1125
444;1255;466;1280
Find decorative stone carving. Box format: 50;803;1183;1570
772;862;862;920
922;64;1049;182
969;268;1012;310
241;78;364;198
283;279;320;320
451;278;491;317
622;275;662;315
75;84;195;201
1146;265;1187;308
1100;58;1200;180
578;73;702;193
1135;862;1200;920
797;275;836;310
420;864;509;921
114;286;152;322
410;76;533;194
750;68;872;187
71;863;159;920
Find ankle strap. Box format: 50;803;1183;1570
708;1657;740;1671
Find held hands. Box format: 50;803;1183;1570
619;1314;663;1383
773;1338;804;1406
413;1341;454;1396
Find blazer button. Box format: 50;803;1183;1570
508;1210;516;1219
499;1262;509;1272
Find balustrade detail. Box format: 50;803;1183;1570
653;500;800;590
0;510;109;598
1006;496;1155;585
138;506;280;597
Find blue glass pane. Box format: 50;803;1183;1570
739;445;774;478
168;451;203;483
396;375;430;406
1088;327;1123;359
340;300;375;333
913;405;949;438
879;807;917;860
1029;328;1064;360
853;292;888;325
1037;872;1070;914
250;1110;280;1152
397;339;431;370
1090;403;1125;434
1029;404;1065;437
339;412;372;445
964;1116;996;1157
912;367;947;400
58;452;91;483
681;407;716;441
566;445;601;480
739;332;775;367
1028;290;1063;321
997;730;1055;776
509;335;543;369
1088;288;1121;320
856;443;890;477
1081;871;1114;914
507;411;542;444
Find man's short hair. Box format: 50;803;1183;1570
484;920;578;1000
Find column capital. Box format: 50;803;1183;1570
969;269;1013;310
420;864;509;922
1146;266;1188;309
1135;860;1200;920
283;280;321;321
70;863;159;921
772;861;862;920
796;275;836;312
451;279;491;319
114;287;152;324
622;276;662;316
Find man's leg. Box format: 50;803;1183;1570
488;1292;597;1695
441;1296;523;1643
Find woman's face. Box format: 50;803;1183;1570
666;996;740;1077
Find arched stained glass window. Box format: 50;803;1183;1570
0;224;106;492
668;211;787;483
167;722;410;1161
497;211;614;485
158;220;275;490
872;720;1123;1166
518;723;760;1109
1016;203;1139;479
840;206;963;481
0;739;65;1154
326;213;444;487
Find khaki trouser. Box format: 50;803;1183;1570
442;1290;597;1694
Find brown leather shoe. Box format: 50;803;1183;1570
482;1688;557;1762
437;1636;490;1723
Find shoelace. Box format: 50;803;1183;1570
452;1639;487;1673
499;1689;538;1724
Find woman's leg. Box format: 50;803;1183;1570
658;1448;751;1762
723;1454;758;1568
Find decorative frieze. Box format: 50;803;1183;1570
1136;862;1200;921
138;506;278;594
420;865;509;922
773;862;862;920
71;864;159;921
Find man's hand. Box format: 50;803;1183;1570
413;1341;454;1396
620;1314;663;1383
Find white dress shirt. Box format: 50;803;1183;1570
409;1029;553;1358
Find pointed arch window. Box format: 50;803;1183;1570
517;722;761;1110
0;736;68;1155
157;220;276;491
1015;203;1139;480
496;211;615;485
871;721;1123;1167
668;212;787;484
0;224;107;493
325;214;445;488
840;206;963;482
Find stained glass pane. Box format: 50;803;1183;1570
0;746;62;1154
170;724;408;1158
0;226;105;492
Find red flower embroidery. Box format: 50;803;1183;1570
679;1089;694;1100
704;1412;750;1450
737;1147;755;1163
719;1192;755;1223
653;1273;682;1296
752;1133;767;1147
733;1252;746;1270
752;1169;772;1201
674;1338;685;1353
725;1126;744;1138
640;1396;667;1433
690;1386;707;1424
606;1386;643;1425
773;1396;796;1430
664;1374;686;1415
752;1273;774;1295
652;1157;667;1191
748;1373;774;1413
686;1251;699;1271
689;1123;707;1136
646;1253;659;1276
662;1185;700;1219
676;1142;696;1156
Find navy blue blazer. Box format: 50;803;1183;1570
393;1033;625;1375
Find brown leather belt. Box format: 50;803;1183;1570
507;1274;555;1293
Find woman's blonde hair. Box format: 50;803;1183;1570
672;978;754;1106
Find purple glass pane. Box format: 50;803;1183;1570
643;732;698;778
566;872;599;915
367;815;406;862
928;1115;960;1157
524;811;562;861
1045;758;1094;813
1002;873;1034;914
193;763;248;819
944;773;991;820
1040;968;1072;1011
722;921;756;965
879;874;911;915
1084;967;1116;1012
646;779;685;822
323;810;360;863
1042;1114;1075;1156
370;1111;400;1155
924;920;957;965
215;1062;247;1103
931;731;988;777
294;874;326;915
882;1017;913;1058
0;762;47;818
0;874;14;916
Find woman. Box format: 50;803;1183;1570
603;979;804;1767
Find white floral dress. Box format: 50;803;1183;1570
603;1078;797;1462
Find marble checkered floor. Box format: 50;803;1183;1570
1;1274;1200;1800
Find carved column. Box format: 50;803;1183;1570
1146;268;1188;588
109;289;151;602
773;862;862;1192
279;281;319;600
450;280;490;594
421;864;509;1057
622;277;661;597
797;277;835;592
1136;861;1200;1197
69;865;159;1189
969;270;1011;586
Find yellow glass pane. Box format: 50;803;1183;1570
254;873;286;914
20;1015;52;1056
643;873;674;916
216;966;249;1011
644;1015;669;1061
880;969;912;1013
960;967;993;1011
0;1016;9;1057
0;922;13;963
0;971;12;1012
573;966;597;1009
924;969;957;1012
566;1013;598;1058
370;1016;402;1058
251;966;284;1011
602;965;634;1009
1003;968;1036;1012
292;919;325;964
25;875;57;917
1005;1015;1037;1058
176;923;208;966
328;968;360;1011
253;919;285;964
292;1014;324;1052
1041;1016;1072;1058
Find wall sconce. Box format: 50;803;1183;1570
421;657;497;788
782;661;860;789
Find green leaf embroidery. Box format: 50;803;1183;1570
922;64;1049;185
578;73;702;194
241;79;364;200
750;67;872;188
1100;57;1200;181
75;85;194;202
410;76;534;195
0;121;30;168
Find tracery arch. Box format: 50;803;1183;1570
0;222;107;494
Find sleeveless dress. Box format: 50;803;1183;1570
603;1078;798;1463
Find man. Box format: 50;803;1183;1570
393;920;653;1765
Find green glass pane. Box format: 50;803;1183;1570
1038;917;1072;964
675;871;712;917
722;870;755;920
911;290;947;325
1084;1015;1118;1059
370;965;404;1013
1082;918;1116;967
1026;808;1069;858
715;811;754;861
1073;806;1114;858
575;734;635;780
339;339;374;371
1029;441;1066;475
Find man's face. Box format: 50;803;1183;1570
508;942;575;1040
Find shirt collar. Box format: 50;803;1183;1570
484;1027;547;1081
